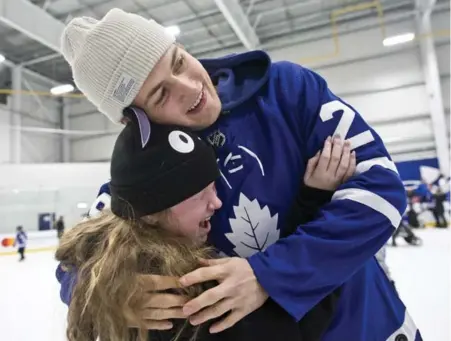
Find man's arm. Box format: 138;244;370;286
247;62;406;321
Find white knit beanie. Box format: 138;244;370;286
60;8;175;123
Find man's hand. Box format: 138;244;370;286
179;257;268;333
128;275;189;330
304;135;356;190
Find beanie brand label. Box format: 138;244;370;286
112;73;136;103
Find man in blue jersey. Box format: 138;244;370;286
58;8;420;341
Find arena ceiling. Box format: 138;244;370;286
0;0;439;86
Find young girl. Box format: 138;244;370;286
56;109;354;341
14;226;27;261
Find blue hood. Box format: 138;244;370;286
199;50;271;112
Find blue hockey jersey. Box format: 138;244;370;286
57;50;421;340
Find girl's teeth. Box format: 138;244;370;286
200;216;211;227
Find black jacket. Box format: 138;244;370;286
151;185;340;341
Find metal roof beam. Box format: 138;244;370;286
3;58;58;86
213;0;260;50
416;0;437;16
0;0;64;53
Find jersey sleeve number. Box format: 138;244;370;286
319;100;374;150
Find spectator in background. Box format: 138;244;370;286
14;226;27;261
406;190;422;228
56;216;66;239
432;188;448;228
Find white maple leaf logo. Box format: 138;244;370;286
226;193;279;257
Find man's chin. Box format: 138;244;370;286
189;110;220;131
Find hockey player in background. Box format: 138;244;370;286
58;8;420;340
14;226;27;261
56;216;66;239
391;219;423;247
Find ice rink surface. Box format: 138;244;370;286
0;228;449;341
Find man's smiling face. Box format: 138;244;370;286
133;45;222;130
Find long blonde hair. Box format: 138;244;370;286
55;210;214;341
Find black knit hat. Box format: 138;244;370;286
109;106;219;219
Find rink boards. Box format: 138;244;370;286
0;230;57;255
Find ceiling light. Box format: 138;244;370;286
0;54;5;64
50;84;74;95
77;202;88;209
383;33;415;47
165;25;181;37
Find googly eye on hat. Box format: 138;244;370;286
109;106;220;218
168;130;195;154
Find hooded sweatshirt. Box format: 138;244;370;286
198;50;419;341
